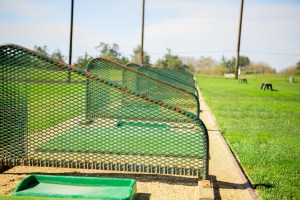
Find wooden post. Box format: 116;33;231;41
68;0;74;83
235;0;244;79
140;0;145;65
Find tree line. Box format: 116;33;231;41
278;61;300;75
33;43;299;75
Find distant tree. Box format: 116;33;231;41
95;42;129;65
246;62;276;74
74;52;93;69
278;66;297;75
197;56;218;75
155;58;167;68
51;49;65;62
34;45;48;56
279;61;300;75
179;56;198;72
238;55;250;68
131;45;151;66
296;61;300;70
220;55;249;73
119;56;130;65
220;56;235;73
155;49;184;70
96;42;120;58
182;64;192;72
213;65;227;75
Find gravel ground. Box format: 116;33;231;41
0;166;199;200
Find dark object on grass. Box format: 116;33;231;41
239;78;247;84
261;82;273;90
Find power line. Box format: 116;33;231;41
242;50;300;57
145;50;235;55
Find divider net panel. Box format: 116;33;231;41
126;63;198;96
160;68;196;86
87;58;200;117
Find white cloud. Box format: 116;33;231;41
0;0;55;19
143;0;300;69
0;21;69;55
0;0;299;69
145;18;236;51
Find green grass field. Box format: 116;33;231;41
196;74;300;200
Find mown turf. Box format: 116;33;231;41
196;74;300;200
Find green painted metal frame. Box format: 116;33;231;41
126;63;200;116
86;58;200;117
126;63;197;93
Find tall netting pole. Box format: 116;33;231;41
68;0;74;83
235;0;244;79
140;0;145;65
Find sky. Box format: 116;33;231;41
0;0;300;71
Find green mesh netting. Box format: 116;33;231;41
126;63;197;95
160;68;196;86
87;58;200;117
0;44;208;179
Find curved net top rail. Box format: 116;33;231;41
126;63;198;96
0;44;208;179
87;58;200;117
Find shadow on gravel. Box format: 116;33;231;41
0;165;11;174
137;193;151;200
211;175;254;200
4;171;199;186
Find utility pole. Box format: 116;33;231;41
68;0;74;83
69;0;74;65
140;0;145;65
235;0;244;79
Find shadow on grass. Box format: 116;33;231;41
252;183;274;189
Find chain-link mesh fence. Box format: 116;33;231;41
160;68;196;87
0;44;208;179
126;63;197;96
88;59;200;117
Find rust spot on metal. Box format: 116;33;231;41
142;94;149;99
175;107;181;112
